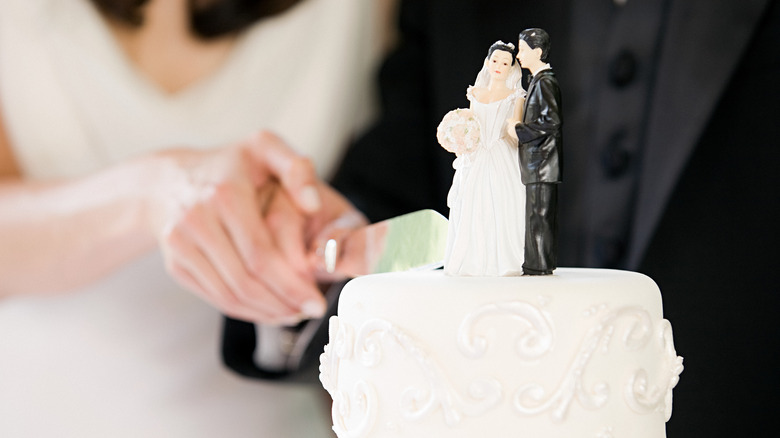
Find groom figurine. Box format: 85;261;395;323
511;28;563;275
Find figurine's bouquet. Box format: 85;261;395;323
436;109;481;156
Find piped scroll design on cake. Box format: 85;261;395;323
354;318;503;427
320;316;378;438
624;319;684;421
457;300;555;360
512;306;654;422
321;302;685;435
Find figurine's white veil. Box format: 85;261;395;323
474;41;523;90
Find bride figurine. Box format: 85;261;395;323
437;40;526;276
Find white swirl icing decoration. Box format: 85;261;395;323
321;301;685;434
661;320;685;421
331;382;377;438
319;317;338;395
513;306;653;422
320;316;352;395
355;318;502;427
321;317;376;437
624;319;684;421
457;300;554;360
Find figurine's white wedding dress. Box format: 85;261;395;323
444;86;526;276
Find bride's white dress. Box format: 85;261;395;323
0;0;378;436
444;87;526;276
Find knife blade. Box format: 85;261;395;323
322;209;448;278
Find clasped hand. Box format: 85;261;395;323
149;131;365;326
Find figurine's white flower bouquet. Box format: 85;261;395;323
436;109;481;156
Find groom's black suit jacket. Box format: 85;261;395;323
224;1;780;435
516;69;563;184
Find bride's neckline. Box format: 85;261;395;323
102;11;242;98
471;87;515;104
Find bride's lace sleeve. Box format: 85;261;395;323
466;86;476;103
512;86;527;100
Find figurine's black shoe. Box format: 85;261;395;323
523;268;554;276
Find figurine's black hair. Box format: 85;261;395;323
487;41;518;65
90;0;305;39
519;28;551;61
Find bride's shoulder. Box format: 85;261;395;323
467;86;487;102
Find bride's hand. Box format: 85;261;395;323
149;131;327;325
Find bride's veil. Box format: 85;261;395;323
506;64;523;90
473;58;492;89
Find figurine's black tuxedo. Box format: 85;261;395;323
515;69;563;274
224;1;780;435
516;70;563;185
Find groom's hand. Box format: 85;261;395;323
507;119;520;140
263;180;368;286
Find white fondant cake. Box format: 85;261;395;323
320;268;682;437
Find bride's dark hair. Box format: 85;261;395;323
90;0;305;39
487;41;518;65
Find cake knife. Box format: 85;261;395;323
320;208;449;278
253;209;449;376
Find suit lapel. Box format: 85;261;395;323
522;74;542;122
628;0;769;267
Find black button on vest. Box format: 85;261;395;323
609;49;638;88
601;129;633;178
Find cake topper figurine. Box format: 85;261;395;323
507;28;563;276
437;40;526;276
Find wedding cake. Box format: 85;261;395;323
319;268;683;437
320;32;682;437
